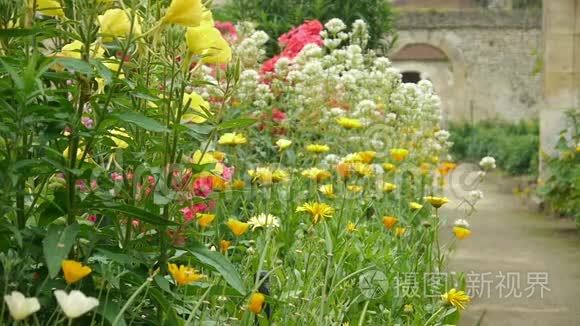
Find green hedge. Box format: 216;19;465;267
450;120;539;176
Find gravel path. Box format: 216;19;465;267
442;164;580;326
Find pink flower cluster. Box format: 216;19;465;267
215;21;238;43
261;20;323;74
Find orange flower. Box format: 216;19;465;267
247;292;265;314
226;218;250;236
390;148;409;162
438;162;457;176
197;213;215;229
62;260;92;285
382;216;397;229
453;226;471;240
336;162;353;180
219;240;231;253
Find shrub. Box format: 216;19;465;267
450;120;539;176
537;111;580;225
215;0;394;54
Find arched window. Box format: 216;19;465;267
401;71;421;83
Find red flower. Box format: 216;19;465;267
272;108;287;123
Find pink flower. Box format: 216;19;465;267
180;203;210;222
222;166;235;182
87;215;97;223
81;117;94;129
131;220;140;228
75;180;87;191
111;172;123;182
215;21;238;43
193;176;213;198
261;55;280;74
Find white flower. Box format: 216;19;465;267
479;156;496;170
454;219;470;228
54;290;99;319
434;129;450;141
325;18;346;34
248;213;281;230
3;291;41;321
468;190;484;202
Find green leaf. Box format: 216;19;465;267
95;248;142;266
83;201;177;226
0;28;41;38
54;58;93;76
218;118;257;131
42;223;80;278
184;243;246;295
113;111;169;133
96;298;127;326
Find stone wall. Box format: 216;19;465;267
391;10;543;122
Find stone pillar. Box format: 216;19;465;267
541;0;580;169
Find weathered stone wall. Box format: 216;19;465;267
391;10;543;122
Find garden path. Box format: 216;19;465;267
442;164;580;326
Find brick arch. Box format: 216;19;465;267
388;31;468;120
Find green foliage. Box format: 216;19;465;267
536;111;580;224
215;0;394;54
450;120;539;176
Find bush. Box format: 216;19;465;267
537;111;580;224
449;120;539;176
215;0;394;54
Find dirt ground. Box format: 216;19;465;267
441;164;580;326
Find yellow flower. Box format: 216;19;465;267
409;202;423;211
382;216;397;230
108;128;131;149
357;151;376;163
247;292;265;314
218;132;247;145
318;184;335;198
168;263;204;286
424;196;450;208
347;184;362;193
248;167;273;186
306;144;330;154
419;162;431;175
353;163;373;177
441;288;470;310
302;168;331;182
276;138;292;151
219;240;231;253
98;9;142;41
272;169;289;183
390;148;409;162
232;179;246;190
453;226;471;240
382;163;396;172
296;202;334;224
62;145;92;163
181;92;211;124
191;150;223;175
347;222;358;232
336;117;362;129
404;304;414;313
30;0;64;17
102;57;125;79
186;25;232;64
394;227;406;237
161;0;203;27
62;260;92;285
197;213;215;229
212;151;226;161
226;218;250;236
58;41;105;60
382;182;397;193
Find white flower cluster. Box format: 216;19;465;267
479;156;497;170
232;19;447;157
